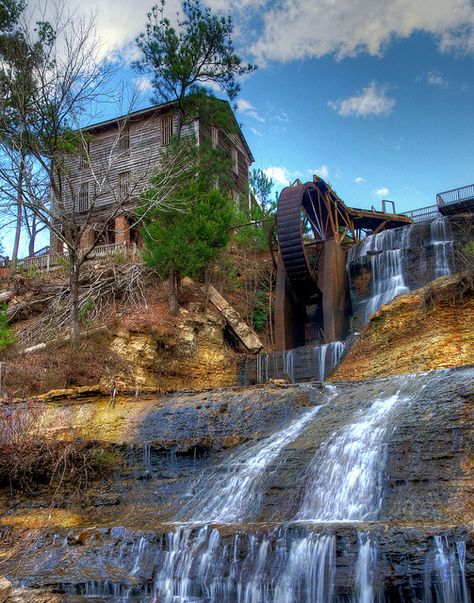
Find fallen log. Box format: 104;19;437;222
202;284;263;354
0;291;12;303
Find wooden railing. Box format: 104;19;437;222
90;242;130;258
6;242;139;273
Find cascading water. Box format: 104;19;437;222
257;353;269;384
283;350;295;383
247;341;346;385
315;341;346;382
297;393;403;521
10;370;472;602
423;535;471;603
431;217;454;278
348;217;456;323
183;404;322;523
356;533;378;603
348;228;411;323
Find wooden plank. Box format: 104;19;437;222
203;285;263;354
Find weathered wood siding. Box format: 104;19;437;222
61;112;194;213
59;108;252;219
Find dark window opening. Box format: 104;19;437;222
161;115;174;146
78;182;89;213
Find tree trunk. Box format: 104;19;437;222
69;250;81;348
28;213;37;258
11;155;25;268
168;266;179;315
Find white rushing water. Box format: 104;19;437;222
423;535;471;603
273;533;336;603
431;218;455;279
72;370;470;603
348;227;411;323
185;404;322;523
315;341;346;382
348;218;456;323
284;350;295;383
297;393;403;521
356;533;378;603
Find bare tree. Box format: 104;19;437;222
0;3;197;347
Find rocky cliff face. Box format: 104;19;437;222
0;367;473;600
6;308;239;398
330;272;474;382
109;309;237;391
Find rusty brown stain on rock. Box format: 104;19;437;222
330;278;474;383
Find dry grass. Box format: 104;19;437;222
4;331;131;398
0;401;122;496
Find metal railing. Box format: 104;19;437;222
436;184;474;206
402;205;440;223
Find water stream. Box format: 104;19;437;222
183;404;322;523
348;217;455;322
7;372;471;601
147;375;469;602
297;392;403;521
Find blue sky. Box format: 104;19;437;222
102;0;474;214
7;0;474;255
235;32;474;213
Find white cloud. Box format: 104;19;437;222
328;82;396;118
263;166;300;186
236;98;265;122
310;164;330;180
134;75;153;92
375;187;389;198
273;111;289;123
355;176;366;184
426;71;449;87
251;0;474;63
250;127;263;136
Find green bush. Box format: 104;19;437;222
0;303;15;350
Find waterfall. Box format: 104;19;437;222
273;533;336;603
348;227;412;323
143;443;151;474
183;405;322;523
257;353;269;383
356;533;377;603
297;393;403;521
348;218;457;323
363;249;409;321
284;350;295;383
423;535;471;603
249;341;345;385
25;370;471;602
315;341;345;381
430;217;454;278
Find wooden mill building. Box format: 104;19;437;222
50;99;254;254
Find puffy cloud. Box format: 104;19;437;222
236;98;265;122
328;82;396;118
310;164;330;180
26;0;474;68
375;187;389;198
426;71;449;87
25;0;187;63
263;166;300;186
134;75;153;92
251;0;474;63
355;176;366;184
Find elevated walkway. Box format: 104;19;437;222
437;183;474;217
